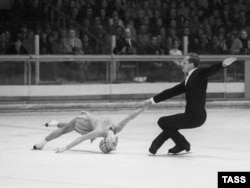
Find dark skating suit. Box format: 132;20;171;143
150;62;226;153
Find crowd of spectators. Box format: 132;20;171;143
1;0;250;56
0;0;248;84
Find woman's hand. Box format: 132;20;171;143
55;147;66;153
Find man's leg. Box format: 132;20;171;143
151;114;194;154
149;131;169;155
148;117;170;155
165;114;204;154
168;130;190;154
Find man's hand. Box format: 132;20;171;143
55;147;66;153
222;57;237;67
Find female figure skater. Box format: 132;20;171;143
33;106;147;153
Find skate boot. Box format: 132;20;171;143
149;145;159;155
149;131;169;155
45;120;59;127
32;144;44;150
168;142;190;154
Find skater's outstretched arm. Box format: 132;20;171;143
55;129;100;153
115;106;148;133
201;57;237;78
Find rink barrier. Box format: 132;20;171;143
1;99;250;113
0;55;249;100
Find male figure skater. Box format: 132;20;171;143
33;106;148;153
143;53;237;155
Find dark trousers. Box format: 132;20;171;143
151;113;206;150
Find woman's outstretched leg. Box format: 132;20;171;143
33;118;77;150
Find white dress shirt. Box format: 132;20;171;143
185;68;197;85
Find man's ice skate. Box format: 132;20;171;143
148;131;169;155
45;120;59;127
148;146;157;155
168;143;191;155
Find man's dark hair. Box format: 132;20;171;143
188;53;200;67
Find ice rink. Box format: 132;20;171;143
1;108;250;188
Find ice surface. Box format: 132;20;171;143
0;108;250;188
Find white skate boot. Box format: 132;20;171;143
44;120;59;127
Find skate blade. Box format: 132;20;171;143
31;148;42;151
148;153;156;156
167;151;193;156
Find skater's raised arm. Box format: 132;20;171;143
115;106;148;133
200;57;237;78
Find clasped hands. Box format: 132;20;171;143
142;99;153;109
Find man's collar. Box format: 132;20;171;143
188;67;198;76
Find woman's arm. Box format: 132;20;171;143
56;130;100;153
115;107;148;133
